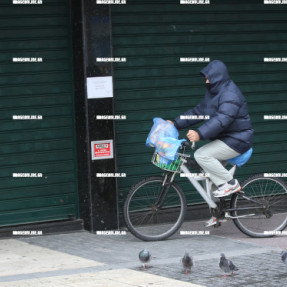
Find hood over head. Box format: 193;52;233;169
200;60;230;94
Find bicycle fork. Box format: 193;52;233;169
154;172;176;209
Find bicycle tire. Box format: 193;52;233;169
231;174;287;238
123;176;186;241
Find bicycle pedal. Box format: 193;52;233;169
213;222;221;228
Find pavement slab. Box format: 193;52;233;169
0;219;286;286
0;269;204;287
0;239;104;277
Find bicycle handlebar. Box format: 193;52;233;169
182;138;196;150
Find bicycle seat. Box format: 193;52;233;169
227;148;253;168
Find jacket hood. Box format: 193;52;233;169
200;60;230;94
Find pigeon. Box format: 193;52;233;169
219;253;239;277
281;251;287;265
182;252;193;274
139;249;151;269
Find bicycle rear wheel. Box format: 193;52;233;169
124;176;186;241
231;174;287;238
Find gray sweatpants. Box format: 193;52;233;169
194;139;240;186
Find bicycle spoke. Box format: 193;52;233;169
124;177;186;240
232;176;287;237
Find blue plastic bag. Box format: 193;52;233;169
146;118;179;147
155;137;186;161
227;148;253;167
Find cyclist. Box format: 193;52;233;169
168;60;254;227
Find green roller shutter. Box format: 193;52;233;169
111;0;287;209
0;0;79;226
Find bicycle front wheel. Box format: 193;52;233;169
231;174;287;238
124;176;186;241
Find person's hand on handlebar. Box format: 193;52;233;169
187;130;200;142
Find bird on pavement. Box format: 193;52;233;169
219;253;239;277
139;249;151;269
181;252;193;274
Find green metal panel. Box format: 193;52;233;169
112;0;287;208
0;0;79;226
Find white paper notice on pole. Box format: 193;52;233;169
87;76;113;99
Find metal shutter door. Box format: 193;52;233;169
0;0;79;226
111;0;287;209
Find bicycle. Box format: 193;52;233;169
123;141;287;241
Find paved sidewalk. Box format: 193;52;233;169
0;219;286;286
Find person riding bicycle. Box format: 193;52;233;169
168;60;254;227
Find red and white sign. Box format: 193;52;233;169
91;140;113;160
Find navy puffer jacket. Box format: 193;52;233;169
174;60;253;154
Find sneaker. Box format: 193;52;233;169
205;216;226;227
213;179;241;198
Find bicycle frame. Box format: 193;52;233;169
180;163;237;209
180;163;264;216
152;147;264;215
